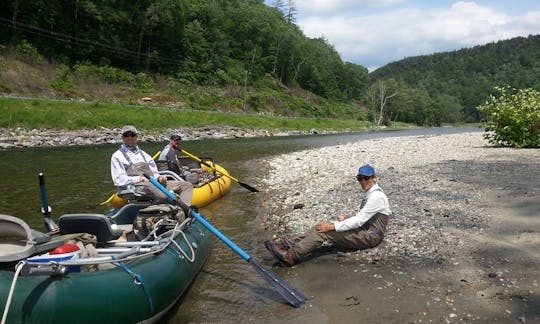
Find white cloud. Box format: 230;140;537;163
295;1;540;70
294;0;405;16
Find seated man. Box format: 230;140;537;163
110;126;193;205
158;134;183;175
265;164;391;267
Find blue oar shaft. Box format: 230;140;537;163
147;177;251;261
191;211;251;261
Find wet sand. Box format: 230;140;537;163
259;132;539;323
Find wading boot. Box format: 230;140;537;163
264;240;297;267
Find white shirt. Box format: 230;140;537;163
333;183;391;232
110;145;160;187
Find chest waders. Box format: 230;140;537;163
119;148;167;203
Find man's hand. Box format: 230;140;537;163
158;176;167;185
316;222;335;233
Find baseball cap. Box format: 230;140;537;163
357;164;376;177
121;125;138;136
170;134;182;141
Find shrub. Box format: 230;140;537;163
74;63;155;90
477;86;540;148
15;40;42;63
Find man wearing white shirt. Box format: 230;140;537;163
111;125;193;205
265;164;391;267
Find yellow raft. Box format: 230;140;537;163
105;157;232;209
190;163;232;207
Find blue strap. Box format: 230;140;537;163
119;262;154;314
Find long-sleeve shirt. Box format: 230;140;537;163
158;144;178;164
333;183;391;232
110;145;160;187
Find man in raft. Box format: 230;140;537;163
110;125;193;205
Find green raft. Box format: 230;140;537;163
0;203;212;324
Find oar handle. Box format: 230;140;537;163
38;173;59;234
38;172;51;215
144;175;251;261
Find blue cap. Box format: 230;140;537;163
357;164;375;177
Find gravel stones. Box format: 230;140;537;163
0;126;338;150
259;132;538;264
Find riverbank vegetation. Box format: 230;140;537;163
477;86;540;148
0;96;385;132
0;1;538;137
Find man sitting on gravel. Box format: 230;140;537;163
110;125;193;205
265;164;391;266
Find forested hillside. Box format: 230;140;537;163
0;0;368;102
371;35;540;123
1;0;538;126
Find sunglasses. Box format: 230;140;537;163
122;132;137;137
356;175;371;182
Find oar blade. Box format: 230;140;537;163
249;260;307;308
238;181;259;193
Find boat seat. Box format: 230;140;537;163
108;203;150;225
0;214;63;262
58;214;125;243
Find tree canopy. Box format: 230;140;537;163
370;35;540;123
0;0;369;101
1;1;539;126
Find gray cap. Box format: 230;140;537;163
121;125;138;136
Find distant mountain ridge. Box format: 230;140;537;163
370;35;540;121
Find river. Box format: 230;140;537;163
0;127;481;323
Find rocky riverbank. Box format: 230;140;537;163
258;132;539;323
0;126;335;150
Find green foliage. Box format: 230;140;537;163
14;40;42;63
0;97;372;133
372;35;540;123
50;67;77;96
0;56;6;71
477;86;540;148
73;64;155;90
0;0;366;102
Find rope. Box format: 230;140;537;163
170;230;196;262
118;263;154;314
1;261;25;324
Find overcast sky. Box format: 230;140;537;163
267;1;540;71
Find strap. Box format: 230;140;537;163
119;146;148;166
118;262;154;313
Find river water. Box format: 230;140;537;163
0;127;481;323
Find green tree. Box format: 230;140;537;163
477;86;540;148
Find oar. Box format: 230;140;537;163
38;173;59;234
144;174;306;307
180;149;259;192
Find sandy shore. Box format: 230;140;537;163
259;132;539;323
